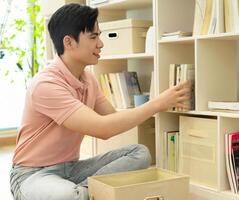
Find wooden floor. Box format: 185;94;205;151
0;146;14;200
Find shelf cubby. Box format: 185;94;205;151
196;39;238;111
157;42;195;94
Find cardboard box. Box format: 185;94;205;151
99;19;152;55
179;116;218;189
88;168;189;200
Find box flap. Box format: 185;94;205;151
88;167;189;187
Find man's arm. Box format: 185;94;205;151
63;81;190;140
94;99;117;115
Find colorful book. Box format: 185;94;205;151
163;131;179;172
225;131;239;193
208;101;239;111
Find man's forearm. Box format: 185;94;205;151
101;100;157;139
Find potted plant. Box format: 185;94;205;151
0;0;45;87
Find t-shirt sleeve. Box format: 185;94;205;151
31;81;83;125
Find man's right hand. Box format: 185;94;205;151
152;81;191;112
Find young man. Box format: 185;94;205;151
10;4;190;200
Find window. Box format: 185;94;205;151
0;0;29;130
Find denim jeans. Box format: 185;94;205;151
10;144;151;200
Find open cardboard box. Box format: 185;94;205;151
88;167;189;200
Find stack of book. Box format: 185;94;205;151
161;31;192;40
225;131;239;193
90;0;109;5
193;0;225;35
208;101;239;111
169;63;195;111
193;0;239;35
163;131;180;172
99;71;142;109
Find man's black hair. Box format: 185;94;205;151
48;3;98;56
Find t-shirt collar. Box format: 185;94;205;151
53;56;89;89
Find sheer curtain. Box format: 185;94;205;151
0;0;29;130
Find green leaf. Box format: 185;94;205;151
16;62;23;71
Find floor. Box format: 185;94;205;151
0;146;14;200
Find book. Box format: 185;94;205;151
90;0;109;5
207;0;224;34
169;64;195;111
116;72;131;108
193;0;224;35
232;133;239;192
231;0;239;32
225;0;239;32
169;64;179;88
169;64;180;111
163;131;179;172
208;101;239;111
161;31;192;40
225;132;239;193
99;74;116;107
224;0;232;32
225;133;235;193
124;71;141;107
104;72;141;108
180;64;195;111
109;73;124;108
104;74;116;107
200;0;213;35
99;74;109;100
193;0;207;35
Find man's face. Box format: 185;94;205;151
70;22;104;66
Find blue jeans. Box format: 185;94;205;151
10;144;151;200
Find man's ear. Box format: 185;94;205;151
63;35;75;50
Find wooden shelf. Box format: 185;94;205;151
89;0;152;10
166;110;219;117
157;32;239;44
99;53;154;60
197;32;239;41
167;110;239;119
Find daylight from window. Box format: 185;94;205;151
0;0;28;129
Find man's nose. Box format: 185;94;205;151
98;38;104;49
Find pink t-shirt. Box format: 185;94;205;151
13;57;106;167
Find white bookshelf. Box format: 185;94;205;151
155;0;239;199
158;37;195;44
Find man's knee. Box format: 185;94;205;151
133;144;152;169
75;186;89;200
